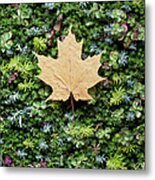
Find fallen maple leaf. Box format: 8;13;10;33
36;30;105;102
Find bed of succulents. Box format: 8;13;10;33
0;1;145;169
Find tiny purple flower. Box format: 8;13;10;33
4;156;12;167
121;24;128;33
40;160;46;168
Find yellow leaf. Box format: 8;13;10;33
36;30;105;101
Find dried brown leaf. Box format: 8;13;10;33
36;30;105;101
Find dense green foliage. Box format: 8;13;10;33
0;1;145;169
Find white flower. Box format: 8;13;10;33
17;150;27;158
38;141;48;150
42;123;52;133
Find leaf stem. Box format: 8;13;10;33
70;93;74;114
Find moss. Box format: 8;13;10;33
0;1;145;169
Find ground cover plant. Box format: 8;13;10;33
0;0;145;169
